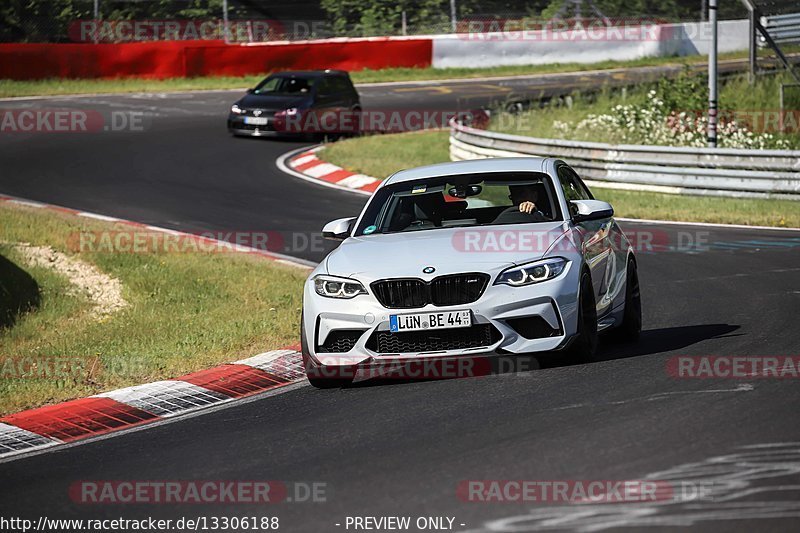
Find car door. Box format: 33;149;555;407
557;165;615;316
313;76;350;134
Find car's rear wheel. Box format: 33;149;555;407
564;271;598;364
611;257;642;341
301;313;354;388
348;106;362;137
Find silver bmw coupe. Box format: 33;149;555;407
301;157;641;387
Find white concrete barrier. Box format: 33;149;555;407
432;20;749;69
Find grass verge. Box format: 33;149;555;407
0;49;777;98
322;131;799;228
488;71;800;149
0;202;306;415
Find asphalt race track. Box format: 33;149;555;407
1;66;800;532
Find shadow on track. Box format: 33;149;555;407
339;323;741;389
595;323;742;362
0;253;41;329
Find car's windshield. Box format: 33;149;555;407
253;75;315;95
354;172;562;236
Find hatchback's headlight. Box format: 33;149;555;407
495;258;568;287
230;104;244;114
275;107;299;117
313;275;367;299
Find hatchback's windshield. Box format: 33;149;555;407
253;75;315;95
355;172;562;236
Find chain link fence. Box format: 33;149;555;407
0;0;756;44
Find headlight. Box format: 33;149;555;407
313;275;367;299
495;257;568;287
275;107;298;117
230;104;244;114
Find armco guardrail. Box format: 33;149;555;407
449;120;800;200
761;12;800;46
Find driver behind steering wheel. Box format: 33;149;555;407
493;184;546;224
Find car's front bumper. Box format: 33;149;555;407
302;262;581;368
228;115;301;137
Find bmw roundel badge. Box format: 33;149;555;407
423;266;436;274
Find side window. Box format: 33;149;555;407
573;172;594;200
316;78;332;97
254;77;279;93
332;77;350;93
557;166;592;201
341;76;356;95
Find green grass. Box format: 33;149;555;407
324;130;451;179
0;48;779;98
0;203;306;415
489;71;800;147
589;189;797;227
322;131;800;228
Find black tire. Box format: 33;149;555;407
564;271;599;364
612;257;642;342
348;106;362;137
300;313;353;388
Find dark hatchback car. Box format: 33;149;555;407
227;70;361;137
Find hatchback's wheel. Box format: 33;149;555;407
348;107;362;137
301;313;353;388
612;257;642;341
565;271;598;364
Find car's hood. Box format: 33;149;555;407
325;222;571;282
237;93;308;110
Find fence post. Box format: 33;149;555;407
708;0;718;148
749;9;757;83
93;0;99;44
222;0;230;43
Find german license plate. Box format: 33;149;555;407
389;310;471;332
244;117;269;125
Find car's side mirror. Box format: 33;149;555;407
322;217;356;240
570;200;614;223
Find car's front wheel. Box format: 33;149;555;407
611;257;642;341
564;271;598;364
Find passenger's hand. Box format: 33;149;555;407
518;201;536;214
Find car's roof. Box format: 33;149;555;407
383;157;550;186
268;70;349;78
